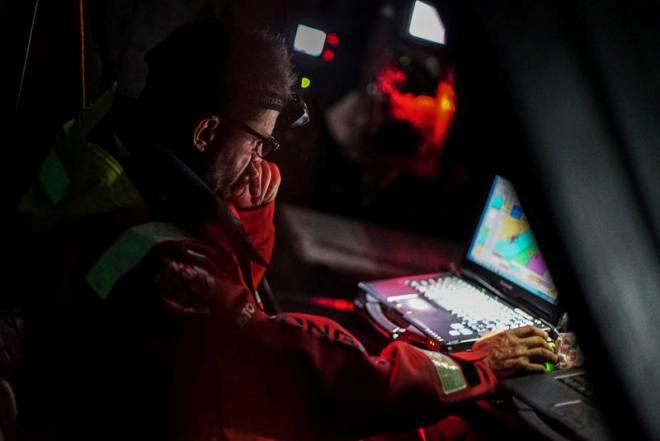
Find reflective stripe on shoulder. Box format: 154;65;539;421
86;222;193;299
420;349;468;395
39;149;70;205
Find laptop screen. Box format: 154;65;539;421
467;176;559;304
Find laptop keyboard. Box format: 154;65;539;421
408;276;546;336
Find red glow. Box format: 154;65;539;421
432;82;457;147
326;33;340;47
309;297;355;312
377;66;456;154
322;49;336;61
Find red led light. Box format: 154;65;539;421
326;33;340;47
322;49;335;61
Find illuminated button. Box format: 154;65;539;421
450;323;463;329
460;329;473;336
449;330;461;337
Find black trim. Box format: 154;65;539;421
454;358;481;388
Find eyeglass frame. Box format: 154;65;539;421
223;117;280;158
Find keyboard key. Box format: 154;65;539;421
409;276;537;334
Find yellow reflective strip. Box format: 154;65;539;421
38;150;70;205
421;350;468;395
86;222;192;299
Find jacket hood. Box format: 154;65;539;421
19;85;145;231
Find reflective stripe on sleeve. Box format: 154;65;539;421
420;349;468;395
86;222;193;299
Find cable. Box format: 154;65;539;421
15;0;41;113
15;0;87;110
79;0;87;107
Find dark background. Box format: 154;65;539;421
5;2;660;439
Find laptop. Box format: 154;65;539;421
357;175;611;440
358;175;561;352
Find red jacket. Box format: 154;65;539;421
75;201;496;441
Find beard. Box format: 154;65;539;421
201;145;249;199
203;160;232;198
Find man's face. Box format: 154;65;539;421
202;109;280;198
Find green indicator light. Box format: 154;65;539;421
399;55;411;66
301;77;311;89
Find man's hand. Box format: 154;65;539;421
472;326;559;379
231;160;281;209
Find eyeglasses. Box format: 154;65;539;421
225;118;280;158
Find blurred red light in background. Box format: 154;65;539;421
309;297;355;312
322;49;336;61
326;33;340;47
377;66;456;153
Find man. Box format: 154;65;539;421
19;20;557;441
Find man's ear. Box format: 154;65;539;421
192;115;222;153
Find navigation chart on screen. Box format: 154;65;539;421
468;176;558;304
